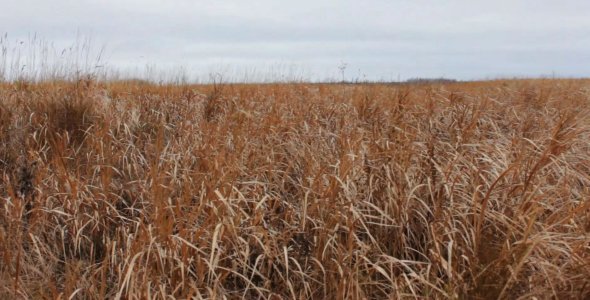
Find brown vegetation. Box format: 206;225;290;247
0;78;589;299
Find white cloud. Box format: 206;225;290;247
1;0;589;81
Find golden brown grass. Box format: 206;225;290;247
0;78;589;299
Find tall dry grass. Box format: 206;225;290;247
0;78;589;299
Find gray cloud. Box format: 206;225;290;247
2;0;589;81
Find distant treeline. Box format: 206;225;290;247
319;77;459;85
404;77;458;84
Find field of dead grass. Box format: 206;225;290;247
0;78;589;299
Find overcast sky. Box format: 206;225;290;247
1;0;590;81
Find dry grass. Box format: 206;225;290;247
0;78;589;299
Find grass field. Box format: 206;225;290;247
0;78;589;299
